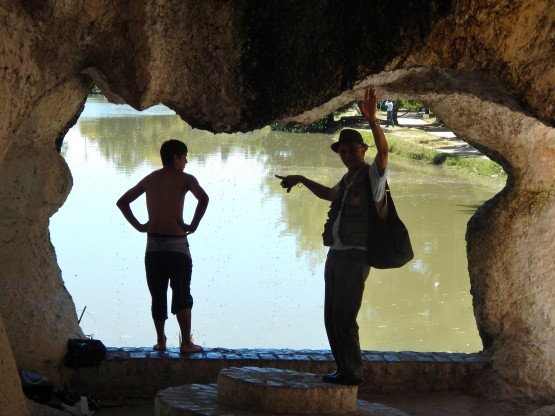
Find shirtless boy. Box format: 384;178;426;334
116;139;208;353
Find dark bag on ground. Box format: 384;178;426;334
368;182;414;269
64;338;107;368
20;370;53;403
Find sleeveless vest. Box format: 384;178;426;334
322;164;379;247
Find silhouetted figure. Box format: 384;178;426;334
117;139;208;354
276;87;389;385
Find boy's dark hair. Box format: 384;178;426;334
160;139;188;167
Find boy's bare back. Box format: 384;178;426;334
117;164;208;236
142;168;191;235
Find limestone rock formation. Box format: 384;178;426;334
0;0;554;406
0;316;30;416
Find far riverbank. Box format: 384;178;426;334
342;111;506;180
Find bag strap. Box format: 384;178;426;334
365;173;405;225
384;181;402;220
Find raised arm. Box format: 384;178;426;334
116;182;148;232
359;86;388;174
275;174;338;201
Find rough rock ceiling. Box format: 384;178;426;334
7;0;554;134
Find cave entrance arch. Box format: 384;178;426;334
51;91;501;353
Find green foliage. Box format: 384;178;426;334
378;99;423;111
395;99;423;111
270;101;360;134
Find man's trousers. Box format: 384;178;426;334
324;249;370;380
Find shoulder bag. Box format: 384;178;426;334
367;182;414;269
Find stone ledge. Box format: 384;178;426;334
69;347;491;400
104;346;488;364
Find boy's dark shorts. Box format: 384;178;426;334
145;251;193;321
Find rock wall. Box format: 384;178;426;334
0;0;553;404
0;3;91;387
0;316;30;416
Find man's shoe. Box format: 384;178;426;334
322;370;340;382
322;372;362;386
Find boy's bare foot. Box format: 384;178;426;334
180;342;203;354
153;336;167;351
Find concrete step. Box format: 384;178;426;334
155;367;411;415
217;367;357;414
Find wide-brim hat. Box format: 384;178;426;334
330;129;368;153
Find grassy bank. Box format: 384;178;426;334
359;126;507;180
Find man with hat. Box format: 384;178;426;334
276;86;388;385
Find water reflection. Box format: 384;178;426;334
50;96;504;352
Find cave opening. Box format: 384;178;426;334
50;90;505;353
